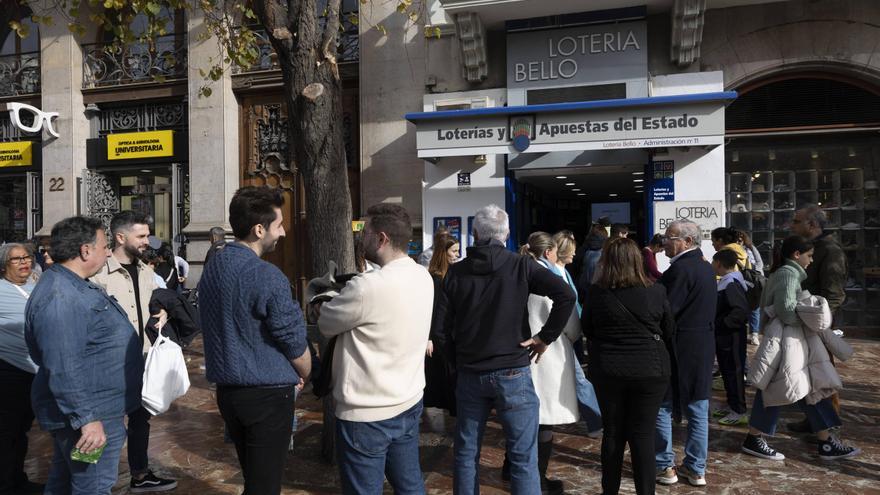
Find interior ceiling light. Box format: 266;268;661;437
811;150;819;160
609;193;618;197
768;150;776;160
577;193;586;196
565;182;576;186
571;188;581;191
632;171;644;175
633;179;644;183
848;147;856;157
555;176;567;179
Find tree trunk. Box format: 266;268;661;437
255;0;356;277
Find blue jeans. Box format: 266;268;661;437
655;398;709;476
455;366;540;495
749;309;760;334
573;361;603;432
336;401;425;495
44;418;127;495
748;390;841;436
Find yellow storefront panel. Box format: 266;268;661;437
107;130;174;160
0;141;33;168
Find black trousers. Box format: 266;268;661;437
217;385;296;495
127;406;152;475
715;330;747;414
0;359;35;495
593;375;668;495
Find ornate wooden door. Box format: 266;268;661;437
239;96;310;300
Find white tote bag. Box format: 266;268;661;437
141;332;191;415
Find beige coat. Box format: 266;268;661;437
748;292;849;407
527;294;580;425
90;254;158;353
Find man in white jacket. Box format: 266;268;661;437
317;204;434;494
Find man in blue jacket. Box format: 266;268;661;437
25;216;144;494
655;220;717;488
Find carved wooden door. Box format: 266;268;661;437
239;96;310;300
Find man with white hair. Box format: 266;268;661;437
432;204;575;495
654;219;717;487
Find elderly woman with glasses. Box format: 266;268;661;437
0;243;43;493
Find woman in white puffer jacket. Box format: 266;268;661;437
741;235;860;462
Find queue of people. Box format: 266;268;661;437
0;195;863;495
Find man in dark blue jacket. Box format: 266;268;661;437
433;204;575;495
26;216;144;494
655;220;717;488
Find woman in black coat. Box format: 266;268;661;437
582;238;675;495
424;234;460;415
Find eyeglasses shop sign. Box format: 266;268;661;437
653;201;723;240
506;21;647;89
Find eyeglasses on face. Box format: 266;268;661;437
7;255;34;265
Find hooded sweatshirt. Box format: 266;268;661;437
715;271;750;334
432;239;575;373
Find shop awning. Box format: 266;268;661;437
405;91;737;159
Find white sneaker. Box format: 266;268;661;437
677;465;706;486
656;466;678;485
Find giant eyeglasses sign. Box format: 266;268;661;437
107;130;174;160
0;141;33;168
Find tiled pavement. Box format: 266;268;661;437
22;337;880;494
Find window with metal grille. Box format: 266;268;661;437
726;78;880;131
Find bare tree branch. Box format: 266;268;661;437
320;0;341;80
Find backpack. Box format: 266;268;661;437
738;263;766;310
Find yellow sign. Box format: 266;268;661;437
107;130;173;160
351;220;365;232
0;141;33;168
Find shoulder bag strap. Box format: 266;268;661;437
605;288;660;340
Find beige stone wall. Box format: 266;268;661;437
358;6;429;226
700;0;880;89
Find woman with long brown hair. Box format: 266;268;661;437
424;233;460;415
582;238;675;495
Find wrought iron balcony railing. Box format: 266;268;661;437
82;34;187;89
0;51;40;97
232;16;358;75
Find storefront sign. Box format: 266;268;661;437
107;130;174;160
351;220;365;232
7;102;60;138
653;201;723;240
0;141;33;168
651;160;674;201
412;98;727;158
507;21;647;89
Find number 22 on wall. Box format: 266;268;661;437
48;177;65;192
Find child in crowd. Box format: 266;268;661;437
712;249;750;426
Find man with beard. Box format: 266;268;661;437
90;210;176;492
199;186;311;495
316;204;434;494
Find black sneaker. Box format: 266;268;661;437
742;434;785;460
819;436;861;460
541;477;564;495
14;479;46;493
130;470;178;493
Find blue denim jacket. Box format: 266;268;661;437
25;265;144;431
